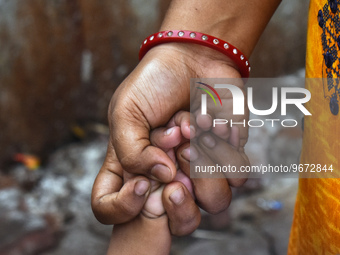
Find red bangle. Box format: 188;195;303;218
139;30;250;78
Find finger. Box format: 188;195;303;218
149;126;184;165
189;113;199;139
162;182;201;236
110;96;178;183
198;133;249;187
111;129;176;183
173;169;194;198
194;108;216;131
150;126;182;150
196;113;213;131
167;110;193;139
194;109;231;140
212;123;230;140
91;143;151;225
142;184;166;219
177;143;233;214
228;126;240;150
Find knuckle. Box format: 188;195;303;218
172;214;201;236
202;196;231;215
118;200;139;218
91;195;136;225
91;201;113;225
119;156;141;173
229;177;248;187
93;213;111;225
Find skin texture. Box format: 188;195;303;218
100;111;245;255
107;214;171;255
92;112;201;230
161;0;282;57
92;0;282;254
94;44;249;231
95;114;200;255
106;0;281;190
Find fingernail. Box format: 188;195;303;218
181;146;198;162
165;127;175;136
181;147;190;161
190;146;198;161
169;187;184;205
151;164;172;182
135;180;150;196
202;135;216;148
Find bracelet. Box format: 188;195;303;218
139;30;251;78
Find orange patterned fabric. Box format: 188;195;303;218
288;0;340;254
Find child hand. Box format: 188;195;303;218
161;110;249;215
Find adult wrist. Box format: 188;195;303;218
141;41;243;79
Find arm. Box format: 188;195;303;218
96;114;200;255
111;0;281;180
107;212;171;255
102;0;281;235
161;0;281;57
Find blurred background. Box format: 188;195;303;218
0;0;308;254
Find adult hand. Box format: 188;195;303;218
93;109;249;236
107;43;242;183
92;120;200;235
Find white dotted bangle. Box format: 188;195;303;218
139;30;251;78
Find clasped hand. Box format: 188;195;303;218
91;43;250;236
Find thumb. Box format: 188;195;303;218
110;104;177;183
91;143;151;225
